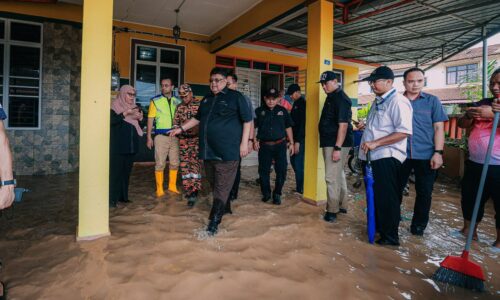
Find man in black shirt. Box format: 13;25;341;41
288;84;306;194
254;88;295;205
170;67;253;235
318;71;353;222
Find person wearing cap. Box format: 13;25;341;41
288;84;306;194
318;71;353;223
146;78;182;197
226;73;255;207
400;67;448;236
359;66;413;246
169;67;252;236
254;88;295;205
173;83;202;207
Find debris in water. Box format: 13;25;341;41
422;279;441;293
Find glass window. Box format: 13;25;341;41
253;61;266;70
447;64;477;85
0;20;4;40
8;96;39;128
160;67;179;87
137;46;156;62
10;46;40;77
215;56;233;66
160;49;179;64
10;22;41;43
236;59;250;68
135;64;156;106
269;64;282;72
133;42;184;107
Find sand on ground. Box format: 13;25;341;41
0;165;498;299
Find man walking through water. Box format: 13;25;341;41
170;68;252;235
400;67;447;236
359;66;413;246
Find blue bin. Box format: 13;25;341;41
353;130;364;147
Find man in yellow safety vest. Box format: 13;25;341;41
147;78;181;197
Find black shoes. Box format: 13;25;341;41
375;237;400;246
323;212;337;223
272;194;281;205
410;226;425;236
207;199;225;236
262;195;271;202
339;208;347;214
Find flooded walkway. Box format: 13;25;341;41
0;165;498;299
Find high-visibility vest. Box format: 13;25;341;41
150;95;180;130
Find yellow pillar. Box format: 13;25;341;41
303;0;333;205
77;0;114;240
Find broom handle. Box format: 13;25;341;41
465;110;500;251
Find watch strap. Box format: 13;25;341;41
1;179;16;186
434;150;444;155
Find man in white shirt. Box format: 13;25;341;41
359;66;413;246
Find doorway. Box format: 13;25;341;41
260;73;282;105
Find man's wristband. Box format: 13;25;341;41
248;139;254;142
1;179;16;187
434;150;444;155
334;145;342;151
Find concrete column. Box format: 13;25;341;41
77;0;114;240
303;0;333;204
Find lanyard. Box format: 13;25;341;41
375;89;396;111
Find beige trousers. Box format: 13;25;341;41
323;147;350;213
154;134;180;171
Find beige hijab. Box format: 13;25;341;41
111;85;143;136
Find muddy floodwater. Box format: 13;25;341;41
0;165;498;299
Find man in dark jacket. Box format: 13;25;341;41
170;67;253;235
318;71;353;223
288;84;306;194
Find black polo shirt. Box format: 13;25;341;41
290;97;306;144
318;88;353;148
195;87;253;161
255;105;292;142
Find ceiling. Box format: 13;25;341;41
59;0;262;36
243;0;500;68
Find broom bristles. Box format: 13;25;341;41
433;266;485;292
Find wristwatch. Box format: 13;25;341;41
434;150;444;155
334;145;342;151
1;179;16;187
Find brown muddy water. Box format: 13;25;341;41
0;165;498;299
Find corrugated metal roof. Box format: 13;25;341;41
243;0;500;66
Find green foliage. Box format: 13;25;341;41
357;102;371;120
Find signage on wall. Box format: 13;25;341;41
324;59;331;65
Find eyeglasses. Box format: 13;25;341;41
209;78;226;84
127;93;136;97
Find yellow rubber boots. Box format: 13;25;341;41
168;169;180;194
155;171;165;197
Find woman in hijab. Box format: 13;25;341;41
109;85;143;207
173;84;202;207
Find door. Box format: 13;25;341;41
235;67;261;166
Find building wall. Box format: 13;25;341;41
7;22;82;175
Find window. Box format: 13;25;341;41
446;64;478;85
131;40;185;107
332;69;344;89
0;19;42;129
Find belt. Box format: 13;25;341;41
260;138;286;145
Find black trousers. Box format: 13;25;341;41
109;153;135;205
258;142;287;197
229;158;242;200
364;157;402;243
461;160;500;229
400;159;437;231
204;160;239;204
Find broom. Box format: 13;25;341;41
432;95;500;291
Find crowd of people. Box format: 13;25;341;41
107;66;500;249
